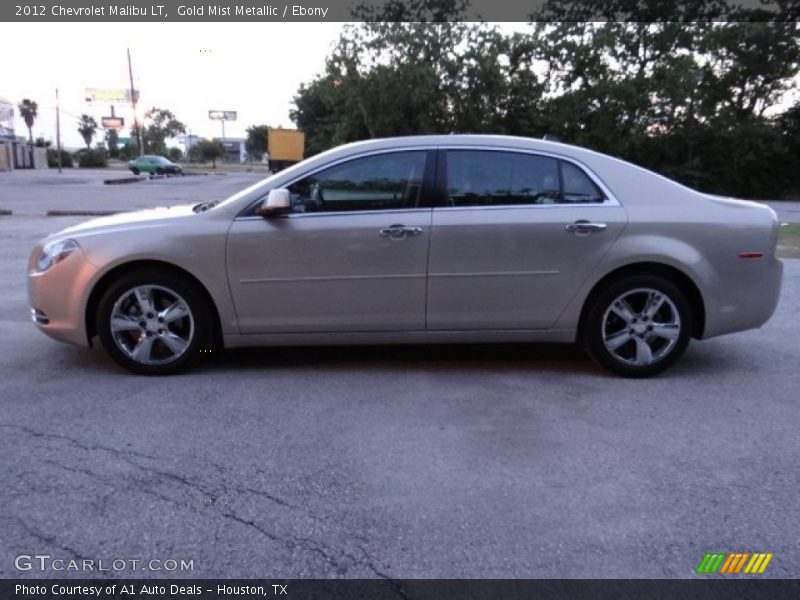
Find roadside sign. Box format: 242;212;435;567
85;88;139;103
101;117;125;129
209;110;237;121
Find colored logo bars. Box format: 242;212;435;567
697;552;773;574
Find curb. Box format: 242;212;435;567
46;210;120;217
104;176;146;185
103;172;212;184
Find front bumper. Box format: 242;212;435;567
27;244;99;347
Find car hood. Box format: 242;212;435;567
51;204;198;238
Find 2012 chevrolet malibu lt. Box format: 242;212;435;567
28;135;783;376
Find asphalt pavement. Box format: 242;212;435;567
0;173;798;579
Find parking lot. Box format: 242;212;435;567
1;171;799;578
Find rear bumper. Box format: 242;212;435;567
702;257;783;339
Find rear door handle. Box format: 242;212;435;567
380;225;423;238
566;220;607;234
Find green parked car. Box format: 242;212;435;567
128;155;182;176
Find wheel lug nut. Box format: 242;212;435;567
158;317;165;323
139;321;146;328
147;312;154;319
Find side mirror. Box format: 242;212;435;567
256;189;291;217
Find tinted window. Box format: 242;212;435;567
445;150;605;206
446;151;560;207
562;161;604;203
287;151;428;213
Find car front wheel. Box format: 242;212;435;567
96;269;213;375
131;167;139;175
583;275;692;377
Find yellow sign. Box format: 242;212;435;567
85;88;138;103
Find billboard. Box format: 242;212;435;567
101;117;125;130
85;88;139;103
209;110;237;121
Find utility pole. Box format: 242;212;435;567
55;88;62;173
127;47;143;155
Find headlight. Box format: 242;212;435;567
36;239;79;273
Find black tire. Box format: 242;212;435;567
583;274;693;377
131;167;140;175
96;268;213;375
155;168;164;175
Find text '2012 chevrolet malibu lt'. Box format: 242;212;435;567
28;135;783;377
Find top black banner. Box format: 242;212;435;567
2;0;799;22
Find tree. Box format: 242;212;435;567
290;14;539;155
292;0;800;197
106;129;119;158
77;115;98;149
193;139;225;168
141;107;186;155
17;98;38;144
245;125;269;161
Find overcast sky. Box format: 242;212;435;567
1;23;346;148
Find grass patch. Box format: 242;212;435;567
778;224;800;259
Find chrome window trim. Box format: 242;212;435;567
235;208;433;222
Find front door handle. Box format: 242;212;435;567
380;225;423;239
566;220;607;234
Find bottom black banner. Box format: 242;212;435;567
2;579;800;600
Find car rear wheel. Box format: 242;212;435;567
583;275;692;377
96;269;212;375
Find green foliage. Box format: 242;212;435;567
77;148;108;168
117;144;137;160
191;139;225;167
77;115;98;149
46;148;73;168
291;3;800;198
141;107;186;155
245;125;269;161
18;98;38;143
106;129;119;158
167;147;183;162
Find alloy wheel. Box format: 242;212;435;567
601;288;681;367
109;285;195;366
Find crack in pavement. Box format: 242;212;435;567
6;424;391;578
0;424;157;461
1;514;91;562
